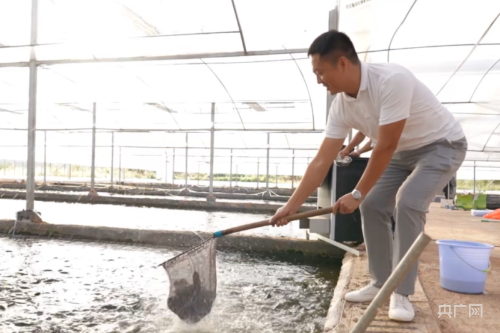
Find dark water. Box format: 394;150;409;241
0;236;340;333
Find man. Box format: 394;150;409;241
270;30;466;322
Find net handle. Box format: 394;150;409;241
214;206;334;237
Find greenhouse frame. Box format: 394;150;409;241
1;0;500;215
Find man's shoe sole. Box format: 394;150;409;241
345;296;376;303
388;314;414;322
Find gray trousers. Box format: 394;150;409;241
360;137;467;295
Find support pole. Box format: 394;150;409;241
256;157;260;189
119;147;122;183
350;233;431;333
172;148;176;184
275;165;278;188
235;165;238;186
18;0;43;223
230;149;233;188
184;133;188;189
473;161;476;194
110;132;114;187
25;0;39;213
291;149;295;189
208;103;216;204
89;102;97;196
165;152;168;184
266;133;270;194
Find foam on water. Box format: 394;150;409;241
0;236;339;333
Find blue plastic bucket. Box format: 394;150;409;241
436;240;494;294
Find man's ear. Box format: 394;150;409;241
338;56;348;72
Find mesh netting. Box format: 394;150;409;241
162;238;218;324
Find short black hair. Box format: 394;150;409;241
308;30;360;64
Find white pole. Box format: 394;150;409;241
350;232;431;333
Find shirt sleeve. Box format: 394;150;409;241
324;98;350;139
379;73;414;126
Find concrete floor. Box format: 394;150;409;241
420;204;500;333
325;203;500;333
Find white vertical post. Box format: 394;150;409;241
266;133;270;192
165;152;168;184
90;102;97;193
256;157;260;189
43;131;46;183
473;161;476;194
230;149;233;188
184;133;188;188
172;148;176;184
208;103;215;200
110;132;114;187
26;0;39;212
275;165;278;188
235;164;238;186
119;147;122;183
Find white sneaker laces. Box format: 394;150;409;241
393;294;407;309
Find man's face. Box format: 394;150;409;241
311;54;347;95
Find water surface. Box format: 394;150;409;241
0;199;305;239
0;236;340;333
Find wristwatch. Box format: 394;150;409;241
351;189;363;201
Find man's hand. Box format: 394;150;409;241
349;150;360;157
333;193;361;215
270;204;298;227
339;147;351;158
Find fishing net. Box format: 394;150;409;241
162;238;218;324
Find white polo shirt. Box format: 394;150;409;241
325;62;464;152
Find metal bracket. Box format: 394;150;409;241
312;233;360;256
16;209;44;224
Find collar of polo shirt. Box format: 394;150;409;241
343;62;368;102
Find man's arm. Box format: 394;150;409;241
271;137;344;224
357;140;373;155
340;132;366;158
345;132;366;152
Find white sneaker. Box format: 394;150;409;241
389;293;415;322
345;283;380;302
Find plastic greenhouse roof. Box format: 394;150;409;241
0;0;500;162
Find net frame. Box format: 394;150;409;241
162;237;218;324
